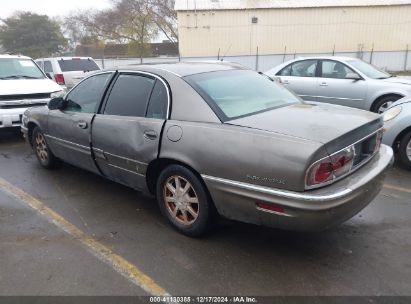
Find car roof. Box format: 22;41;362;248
292;56;359;62
265;56;361;73
35;57;95;60
0;54;32;60
110;61;249;77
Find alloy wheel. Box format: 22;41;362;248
163;175;200;226
407;139;411;162
35;132;48;162
378;101;394;114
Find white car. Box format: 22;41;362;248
35;57;101;89
0;54;63;129
266;57;411;113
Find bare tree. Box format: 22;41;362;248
67;0;177;63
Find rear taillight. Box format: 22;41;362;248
306;147;354;188
54;74;65;85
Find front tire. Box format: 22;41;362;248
156;165;216;237
32;127;58;169
372;95;401;114
398;131;411;170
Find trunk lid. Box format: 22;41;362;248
227;102;383;154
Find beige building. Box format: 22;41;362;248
175;0;411;58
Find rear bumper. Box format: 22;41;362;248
203;144;394;231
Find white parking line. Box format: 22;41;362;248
383;184;411;194
0;176;170;297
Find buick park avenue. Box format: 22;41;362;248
22;62;393;236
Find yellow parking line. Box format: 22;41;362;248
0;177;170;296
383;184;411;194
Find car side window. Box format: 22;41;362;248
321;60;355;79
35;61;43;70
277;65;292;76
290;60;318;77
64;73;112;114
43;61;53;73
146;80;168;119
104;74;155;117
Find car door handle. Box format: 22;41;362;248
144;130;158;140
77;121;88;129
282;80;289;85
320;82;328;86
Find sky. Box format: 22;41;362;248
0;0;112;19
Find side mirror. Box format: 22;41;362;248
345;73;362;80
48;97;65;110
46;73;53;80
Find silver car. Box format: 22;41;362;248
22;62;393;236
383;97;411;169
266;57;411;113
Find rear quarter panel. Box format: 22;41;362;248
159;121;328;192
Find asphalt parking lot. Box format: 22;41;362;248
1;129;411;297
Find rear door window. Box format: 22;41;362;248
58;59;100;72
290;60;318;77
104;74;156;117
146;80;168;119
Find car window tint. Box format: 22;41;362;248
290;60;317;77
278;65;291;76
186;70;301;120
146;80;168;119
65;73;112;113
58;59;100;72
44;61;53;73
104;74;155;117
321;60;355;79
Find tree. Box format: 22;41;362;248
68;0;178;63
0;12;67;58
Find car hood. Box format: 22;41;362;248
227;102;383;154
380;77;411;85
0;79;62;96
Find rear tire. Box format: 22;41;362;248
398;131;411;170
372;95;401;113
32;127;58;169
156;165;216;237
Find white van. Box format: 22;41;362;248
0;54;63;129
35;57;101;89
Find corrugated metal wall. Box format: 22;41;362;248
177;5;411;57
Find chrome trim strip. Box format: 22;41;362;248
118;70;171;119
299;95;363;102
108;163;145;177
103;150;148;167
201;175;352;202
45;134;90;152
256;207;295;217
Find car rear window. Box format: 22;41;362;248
58;59;100;72
185;70;301;121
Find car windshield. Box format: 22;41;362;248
185;70;301;120
58;59;100;72
0;58;45;80
347;59;391;79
